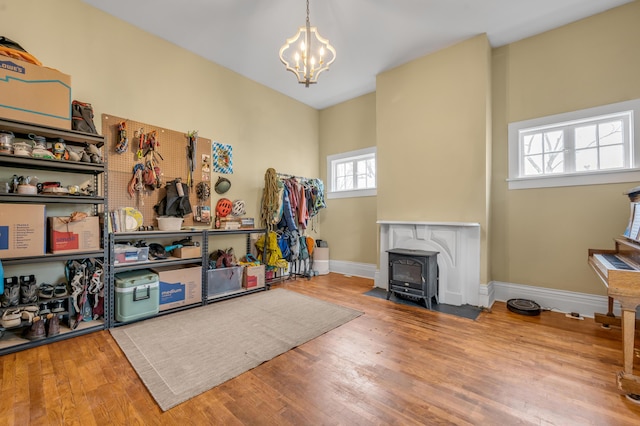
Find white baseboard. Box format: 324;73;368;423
363;269;617;319
329;260;376;279
489;281;618;318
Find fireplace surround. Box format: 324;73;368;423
376;221;481;306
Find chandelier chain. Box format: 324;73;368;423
306;0;310;25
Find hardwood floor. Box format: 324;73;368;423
2;273;640;425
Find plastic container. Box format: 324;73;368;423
114;244;150;264
114;269;159;322
207;266;244;298
17;185;37;195
157;216;184;231
0;131;14;154
313;247;330;275
12;141;32;157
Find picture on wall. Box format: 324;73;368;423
212;142;233;174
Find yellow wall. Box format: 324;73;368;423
6;0;639;297
490;1;640;295
318;93;377;263
2;0;320;228
375;34;492;283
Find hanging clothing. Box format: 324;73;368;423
279;184;298;231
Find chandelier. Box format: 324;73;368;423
279;0;336;87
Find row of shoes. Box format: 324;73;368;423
2;275;37;307
0;307;61;339
37;283;68;299
0;305;38;328
1;275;69;308
24;314;60;340
40;299;66;315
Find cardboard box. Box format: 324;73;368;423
0;204;46;259
48;215;100;253
151;265;202;311
0;57;72;129
243;264;265;289
172;245;201;259
240;218;255;229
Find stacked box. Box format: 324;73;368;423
48;216;100;253
172;246;201;258
219;217;241;230
243;264;265;289
151;265;202;311
0;57;72;129
240;218;255;229
0;204;46;259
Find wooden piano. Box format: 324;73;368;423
589;237;640;395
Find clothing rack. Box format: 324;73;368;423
276;172;315;181
275;172;320;281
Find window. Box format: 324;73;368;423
508;99;640;189
327;147;376;199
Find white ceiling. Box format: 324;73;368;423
82;0;633;110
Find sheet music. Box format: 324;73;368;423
629;202;640;240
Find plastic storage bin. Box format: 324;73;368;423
114;244;149;264
207;266;244;298
114;269;159;322
313;247;329;275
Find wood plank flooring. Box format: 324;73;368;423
2;273;640;425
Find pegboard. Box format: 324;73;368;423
101;114;212;229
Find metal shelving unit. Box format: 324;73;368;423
0;117;108;355
205;228;269;303
108;228;269;327
109;230;208;327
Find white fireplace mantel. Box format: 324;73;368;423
376;221;481;307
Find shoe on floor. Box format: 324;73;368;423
38;283;54;299
39;301;51;315
1;308;22;328
1;277;20;307
47;315;60;337
20;275;38;304
20;305;39;324
53;283;68;298
51;300;65;313
24;317;46;340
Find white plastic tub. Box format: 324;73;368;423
157;216;184;231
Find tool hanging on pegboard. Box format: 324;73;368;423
194;181;211;223
187;130;197;188
115;121;128;154
139;130;163;191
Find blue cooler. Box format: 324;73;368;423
115;269;159;322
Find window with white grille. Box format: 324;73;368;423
508;99;640;189
327;147;376;199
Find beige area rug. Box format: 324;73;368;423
110;288;363;411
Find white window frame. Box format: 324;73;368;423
508;98;640;190
327;147;377;199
